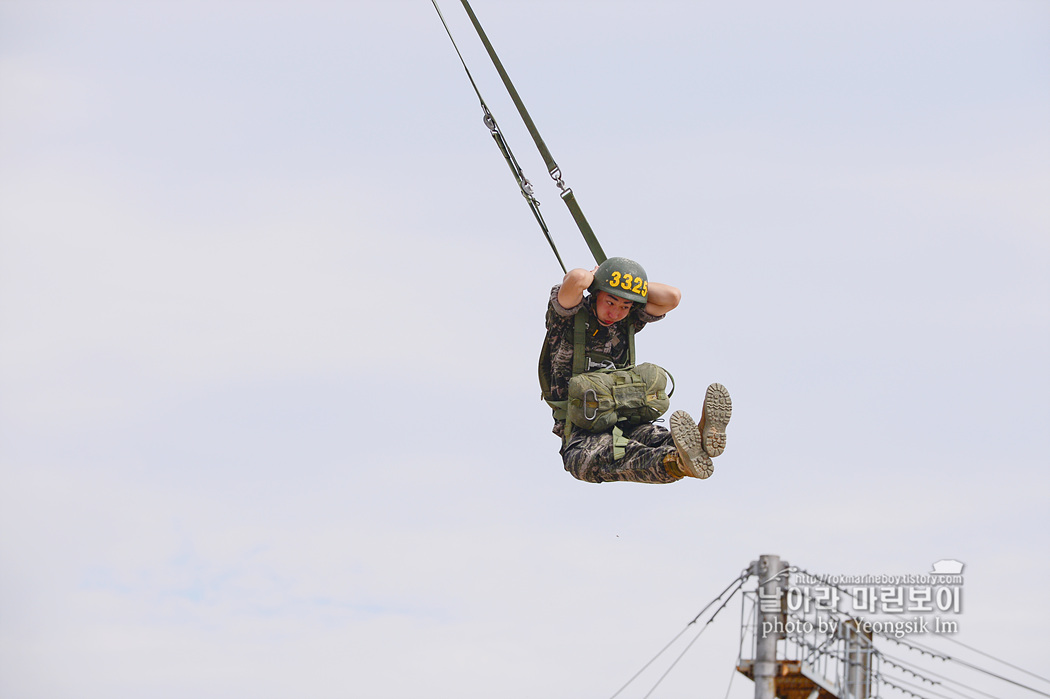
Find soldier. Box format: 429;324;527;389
539;257;732;484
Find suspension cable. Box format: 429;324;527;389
608;569;751;699
939;635;1050;687
794;568;1050;699
439;0;608;265
886;636;1050;698
878;653;999;699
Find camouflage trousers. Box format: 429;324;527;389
561;422;680;484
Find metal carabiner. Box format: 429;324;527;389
482;107;498;135
583;388;599;421
548;166;567;193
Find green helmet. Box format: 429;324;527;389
590;257;649;304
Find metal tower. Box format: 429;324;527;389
737;554;876;699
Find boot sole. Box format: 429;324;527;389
670;410;714;479
701;383;732;458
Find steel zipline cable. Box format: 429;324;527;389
607;569;751;699
793;568;1050;699
878;654;998;699
601;563;1050;699
432;0;610;271
430;0;565;273
883;635;1050;699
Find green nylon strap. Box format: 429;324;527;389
545;399;568;421
628;322;636;368
572;310;588;377
432;0;567;273
612;425;628;461
566;307;637;456
459;0;555;172
458;0;608;266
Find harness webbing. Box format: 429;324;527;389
562;308;638;453
433;0;608;267
432;1;566;274
457;2;555;176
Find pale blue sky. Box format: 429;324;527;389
1;1;1048;697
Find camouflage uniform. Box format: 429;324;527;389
542;285;680;484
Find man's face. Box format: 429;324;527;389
594;291;634;326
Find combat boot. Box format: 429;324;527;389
668;410;714;479
698;383;732;458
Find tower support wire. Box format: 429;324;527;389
608;570;750;699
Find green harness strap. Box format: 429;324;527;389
543;310;592;445
572;307;589;377
431;0;567;273
436;0;608;267
436;3;646;462
562;310;637;459
559;189;605;267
